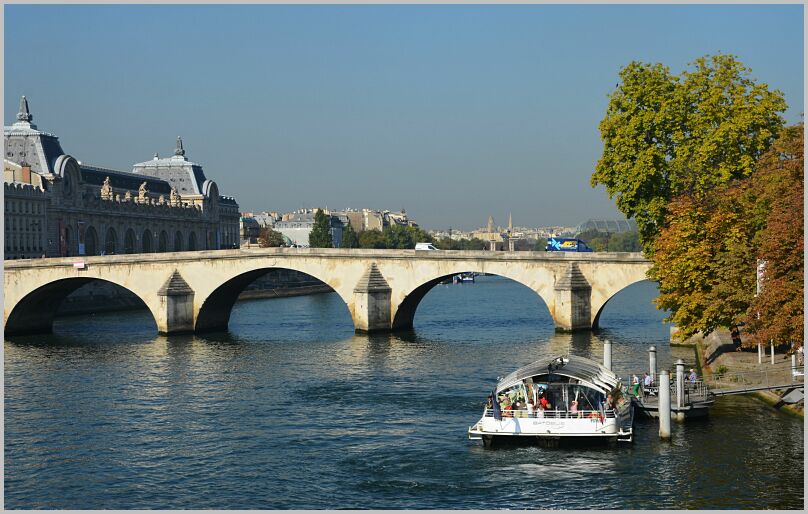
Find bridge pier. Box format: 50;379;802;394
552;263;592;331
156;271;195;334
352;264;392;333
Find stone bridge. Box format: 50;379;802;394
3;248;652;335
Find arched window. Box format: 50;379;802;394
124;229;136;254
84;226;99;256
158;230;169;253
105;227;118;255
142;229;153;253
174;231;183;252
188;231;197;251
64;226;72;257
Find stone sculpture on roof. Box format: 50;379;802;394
138;181;148;203
100;176;113;200
170;186;181;206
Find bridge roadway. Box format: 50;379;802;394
3;248;651;335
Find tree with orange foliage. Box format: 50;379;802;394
744;124;803;350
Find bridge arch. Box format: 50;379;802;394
391;268;554;331
590;274;655;329
194;265;353;333
4;277;159;336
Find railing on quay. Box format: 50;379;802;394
705;366;805;395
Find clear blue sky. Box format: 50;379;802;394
4;4;803;230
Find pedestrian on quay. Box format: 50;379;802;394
688;368;697;384
642;372;653;396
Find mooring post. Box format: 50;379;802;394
603;339;612;371
770;340;775;365
758;343;762;364
649;346;657;378
791;353;797;376
675;359;685;409
659;370;671;440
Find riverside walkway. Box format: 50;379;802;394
627;342;804;420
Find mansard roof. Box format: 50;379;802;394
80;164;173;195
131;137;208;196
3;96;66;175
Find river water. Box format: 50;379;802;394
4;276;804;509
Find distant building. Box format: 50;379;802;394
274;208;344;247
344;208;383;232
240;216;261;244
3;96;240;259
576;218;638;235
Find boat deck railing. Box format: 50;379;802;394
483;408;616;419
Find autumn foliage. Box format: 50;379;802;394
652;124;803;347
744;125;804;348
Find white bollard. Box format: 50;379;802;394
603;339;612;371
792;353;797;376
675;359;685;409
770;340;775;365
649;346;657;378
659;370;671;440
758;343;762;364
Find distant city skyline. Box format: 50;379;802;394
4;4;803;231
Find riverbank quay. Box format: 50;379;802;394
687;329;804;418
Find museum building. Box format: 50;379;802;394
4;96;240;259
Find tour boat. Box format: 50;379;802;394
468;355;634;447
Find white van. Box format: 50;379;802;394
415;243;438;251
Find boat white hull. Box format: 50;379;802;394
469;416;621;439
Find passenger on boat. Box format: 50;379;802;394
570;400;580;418
525;399;535;417
538;394;551;410
502;399;514;417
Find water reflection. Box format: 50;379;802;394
4;277;803;509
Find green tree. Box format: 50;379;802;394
308;209;333;248
608;231;642;252
258;226;285;248
340;222;359;249
358;229;386;249
436;237;486;250
592;54;786;255
575;230;609;252
384;224;412;249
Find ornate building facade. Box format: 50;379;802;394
3;96;240;259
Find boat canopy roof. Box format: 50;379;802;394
496;355;619;395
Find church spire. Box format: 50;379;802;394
508;212;513;232
17;95;33;123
